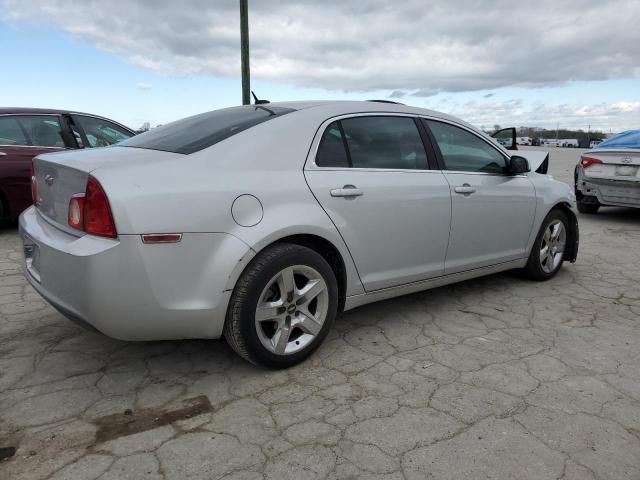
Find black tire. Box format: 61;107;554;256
223;243;338;369
523;209;569;281
577;200;600;214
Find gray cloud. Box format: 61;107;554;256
2;0;639;94
483;93;495;98
389;90;406;99
411;89;439;98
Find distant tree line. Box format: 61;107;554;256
516;127;606;140
517;127;607;147
484;126;608;148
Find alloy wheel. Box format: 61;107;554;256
539;219;566;273
254;265;329;355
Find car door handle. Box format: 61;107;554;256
0;152;6;157
330;185;363;198
454;184;476;195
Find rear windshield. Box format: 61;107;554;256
120;105;295;154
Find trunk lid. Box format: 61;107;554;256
33;146;181;233
34;157;88;234
582;149;640;181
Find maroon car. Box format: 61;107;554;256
0;108;135;219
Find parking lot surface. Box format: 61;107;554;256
1;147;639;480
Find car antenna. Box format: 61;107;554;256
251;91;270;105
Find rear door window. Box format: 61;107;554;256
0;115;65;147
315;116;428;169
72;115;133;147
316;122;350;168
120;105;295;154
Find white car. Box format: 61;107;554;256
20;101;579;368
575;130;640;213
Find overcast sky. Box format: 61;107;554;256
1;0;639;131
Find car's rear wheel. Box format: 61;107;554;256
224;243;338;368
523;210;568;281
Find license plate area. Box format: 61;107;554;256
23;236;41;283
615;165;638;176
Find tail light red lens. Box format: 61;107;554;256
85;176;117;238
30;161;38;205
581;156;603;168
67;176;117;238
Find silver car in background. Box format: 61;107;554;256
20;101;579;368
575;129;640;213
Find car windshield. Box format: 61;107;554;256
596;130;640;149
120;105;295;154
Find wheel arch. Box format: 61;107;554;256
246;233;350;312
552;202;579;263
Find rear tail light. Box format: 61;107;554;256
68;176;117;238
84;176;117;237
68;194;86;229
581;156;603;168
30;161;38;205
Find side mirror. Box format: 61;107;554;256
508;155;530;175
492;127;518;150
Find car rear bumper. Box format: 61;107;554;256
19;206;252;340
577;175;640;208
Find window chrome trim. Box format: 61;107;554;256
0;144;66;150
305;112;437;172
443;170;528;178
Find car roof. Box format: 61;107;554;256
268;100;481;134
0;107;94;116
596;129;640;149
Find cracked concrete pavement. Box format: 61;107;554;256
1;147;639;479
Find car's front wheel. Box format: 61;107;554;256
523;210;569;281
224;243;338;368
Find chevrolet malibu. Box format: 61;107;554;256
20;101;579;368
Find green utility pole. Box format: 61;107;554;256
240;0;250;105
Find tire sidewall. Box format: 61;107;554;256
235;246;338;368
528;210;569;280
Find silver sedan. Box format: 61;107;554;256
575;129;640;213
20;101;579;368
